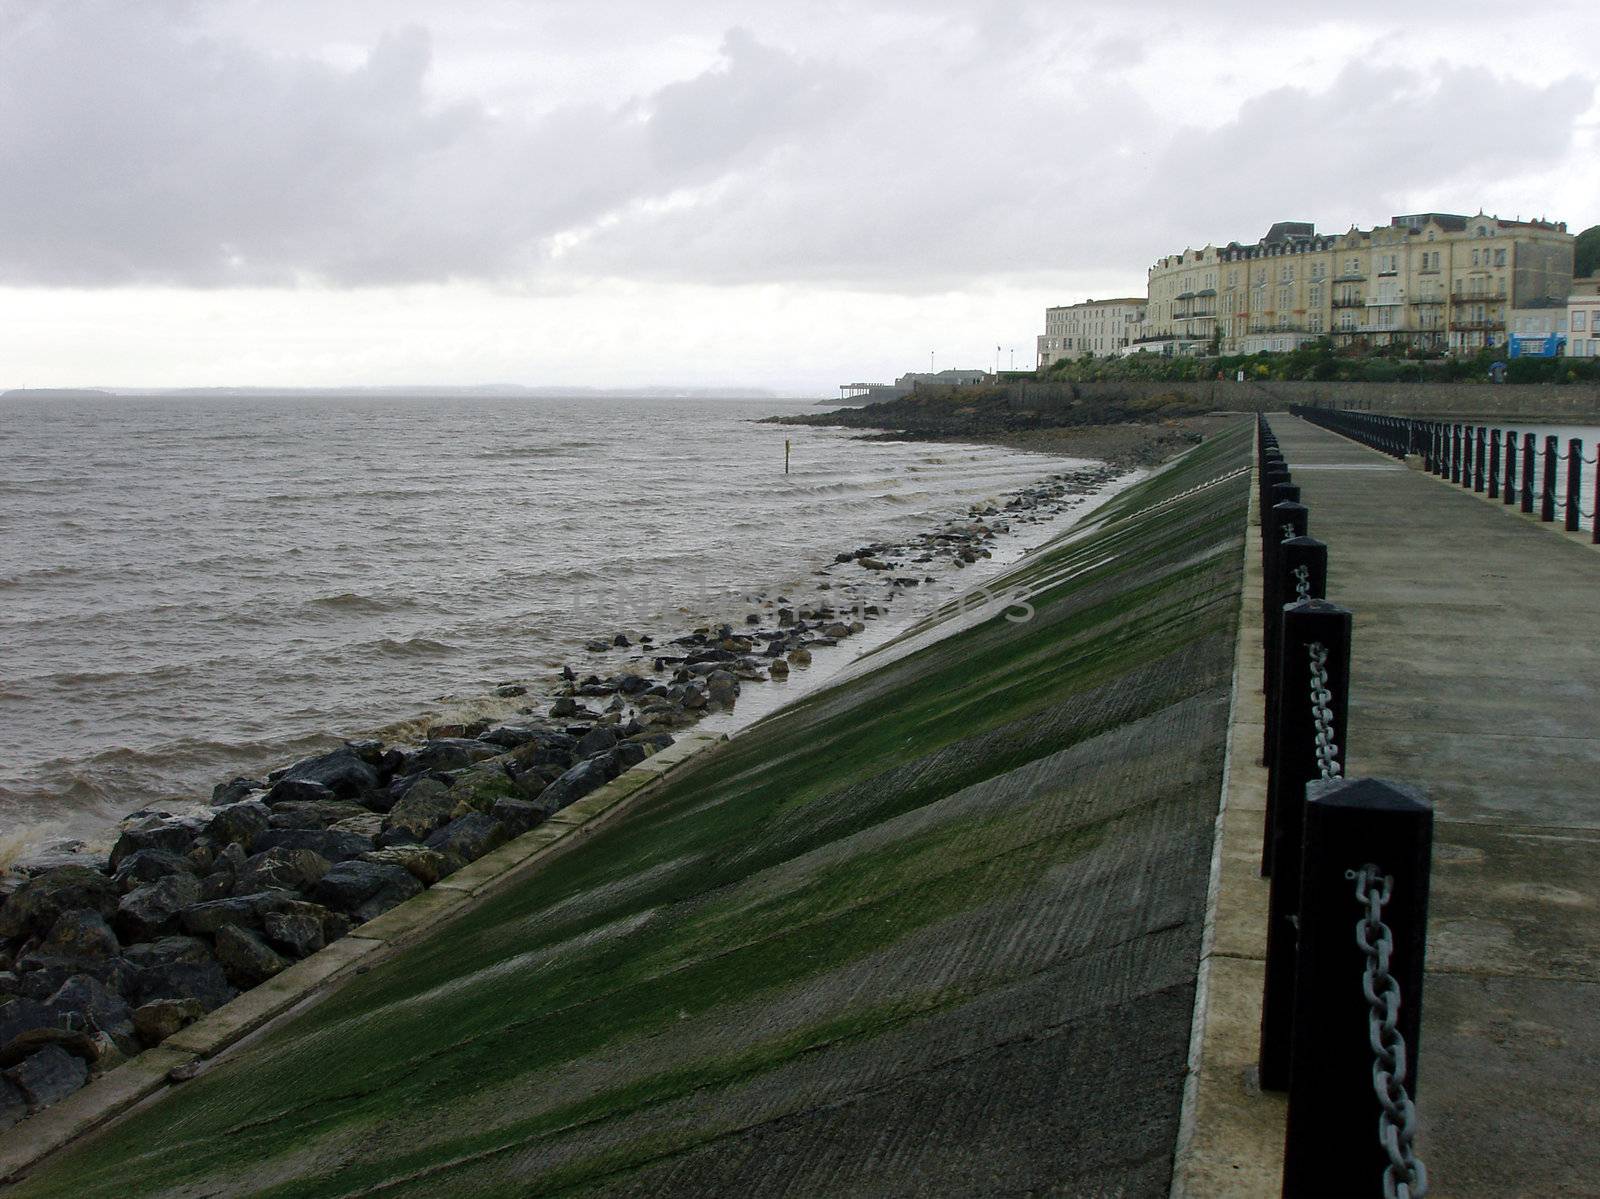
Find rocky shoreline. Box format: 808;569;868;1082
0;459;1120;1131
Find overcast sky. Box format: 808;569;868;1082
2;1;1596;394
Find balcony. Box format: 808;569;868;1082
1409;296;1445;305
1449;319;1506;332
1331;295;1365;308
1366;295;1404;306
1452;293;1506;304
1333;272;1367;282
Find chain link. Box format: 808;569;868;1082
1292;563;1312;603
1351;865;1429;1199
1308;641;1342;781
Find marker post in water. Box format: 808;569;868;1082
785;439;791;475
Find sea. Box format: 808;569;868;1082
0;394;1100;847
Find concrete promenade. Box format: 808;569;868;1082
1185;414;1600;1196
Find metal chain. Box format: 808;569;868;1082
1351;864;1429;1199
1281;522;1298;545
1292;563;1312;603
1308;641;1342;781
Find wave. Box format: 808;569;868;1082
372;636;457;658
308;592;416;614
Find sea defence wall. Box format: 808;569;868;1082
3;426;1253;1197
1048;379;1600;421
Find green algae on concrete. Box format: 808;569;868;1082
6;422;1251;1197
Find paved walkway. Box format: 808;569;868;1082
1259;416;1600;1194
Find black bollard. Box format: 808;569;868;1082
1487;429;1500;498
1260;599;1352;1089
1261;534;1329;866
1566;439;1582;532
1503;430;1517;506
1542;435;1558;522
1281;778;1433;1199
1450;424;1462;484
1522;433;1536;514
1473;425;1486;493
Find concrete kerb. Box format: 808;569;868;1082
0;730;726;1183
1170;431;1286;1198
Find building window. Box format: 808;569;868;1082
1494;249;1507;266
1575;312;1588;332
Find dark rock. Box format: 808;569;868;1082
177;890;297;937
251;828;374;863
575;726;618;758
122;936;212;971
263;777;338;807
39;910;120;960
489;798;551;838
549;696;579;718
0;1076;25;1131
233;848;332;896
477;725;540;750
116;874;203;942
0;867;119;940
615;741;649;770
380;778;455;844
113;848;196;892
109;815;202;871
3;1044;87;1110
211;776;264;807
617;674;650;694
266;798;369;829
277;747;380;799
130;959;235;1013
402;739;499;775
311;861;422;923
494;684;527;697
0;998;54;1057
424;814;508;863
535;757;615;812
358;847;453;886
214;926;289;989
705;669;740;705
262;906;326;958
131;998;203;1047
45;975;138;1056
212;842;248;878
203;800;272;851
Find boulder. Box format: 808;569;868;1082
263;778;337;807
477;725;541;749
380;778;455;843
549;697;579;718
0;998;54;1059
38;910;120;960
262;906;326;958
3;1044;87;1110
214;926;289;989
705;670;740;705
788;647;813;667
277;747;380;799
312;862;422;924
0;867;120;941
177;890;297;937
203;800;272;851
250;828;374;863
575;726;618;758
121;936;212;971
109;815;201;871
211;776;265;807
116;874;203;942
768;659;790;678
535;757;615;812
0;1077;25;1132
266;799;370;829
489;798;550;838
113;848;196;892
131;998;203;1047
232;848;332;897
129;959;235;1013
45;975;138;1056
401;739;499;775
424;814;508;863
328;812;383;838
358;847;453;887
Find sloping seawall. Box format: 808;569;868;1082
7;423;1252;1197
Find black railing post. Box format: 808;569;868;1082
1433;424;1446;477
1281;777;1433;1198
1260;599;1352;1090
1473;425;1486;493
1566;439;1582;532
1261;500;1311;786
1487;429;1500;498
1542;435;1558;522
1503;429;1517;506
1261;534;1328;867
1450;424;1462;484
1522;433;1536;513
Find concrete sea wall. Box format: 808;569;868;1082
5;426;1254;1196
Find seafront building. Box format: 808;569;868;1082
1040;210;1576;361
1566;275;1600;359
1036;298;1146;367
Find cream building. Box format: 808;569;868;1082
1141;212;1574;356
1565;276;1600;359
1037;297;1147;366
